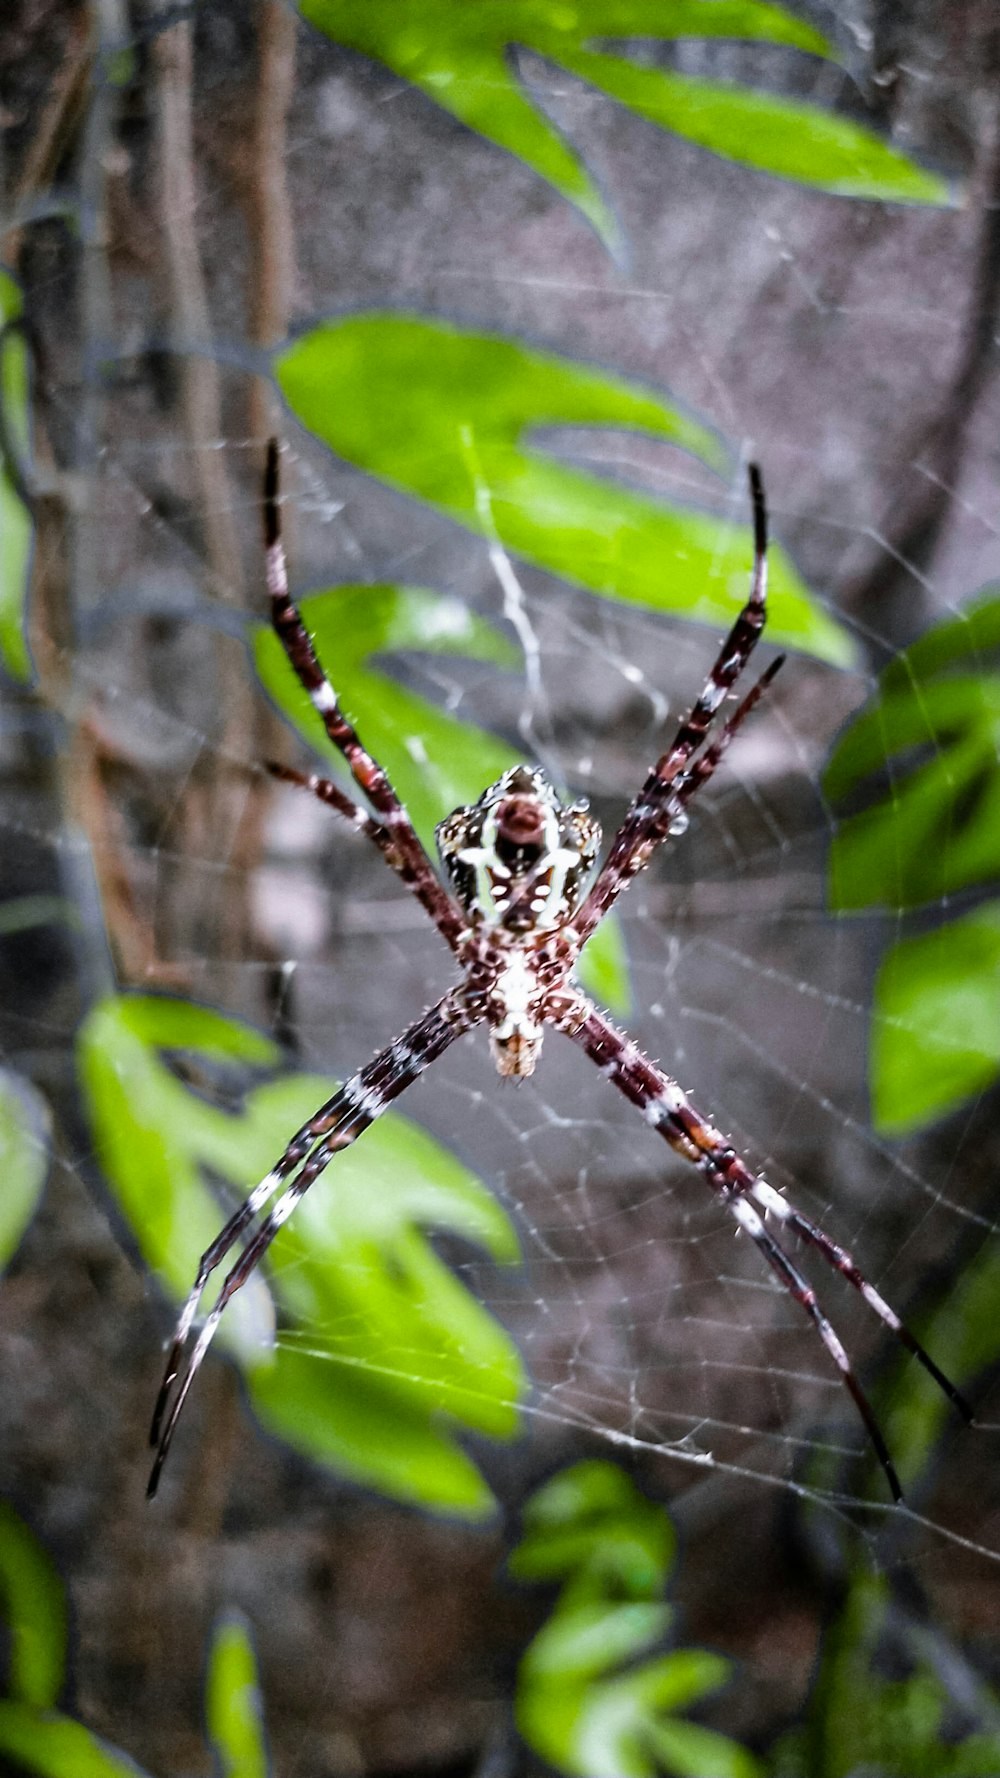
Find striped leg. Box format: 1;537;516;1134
148;988;477;1496
264;760;387;842
557;993;971;1500
263;441;467;954
573;464;769;947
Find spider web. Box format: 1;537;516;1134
5;0;1000;1767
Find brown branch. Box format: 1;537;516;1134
248;0;297;443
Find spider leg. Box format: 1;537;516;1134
148;988;477;1497
555;993;969;1499
263;440;467;953
748;1181;973;1424
670;654;784;815
573;464;770;947
264;759;387;842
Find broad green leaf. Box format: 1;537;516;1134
206;1614;269;1778
867;913;1000;1480
871;902;1000;1134
299;1;947;247
0;270;32;682
827;594;1000;910
78;995;278;1362
0;1072;50;1273
0;1703;151;1778
827;591;1000;1133
78;995;524;1514
0;1505;66;1710
254;580;630;1010
275;315;852;667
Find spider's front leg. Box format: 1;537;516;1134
263;440;467;953
555;993;971;1500
148;988;480;1497
573;464;777;950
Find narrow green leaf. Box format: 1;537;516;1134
299;1;946;242
646;1713;763;1778
0;270;33;682
0;1506;66;1710
0;1702;151;1778
206;1614;269;1778
558;45;948;205
522;1600;672;1684
872;904;1000;1135
275;315;852;667
0;1072;50;1274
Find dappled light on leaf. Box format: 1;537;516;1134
276;316;852;665
298;0;948;243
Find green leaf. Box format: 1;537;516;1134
0;1505;66;1710
775;1570;1000;1778
511;1460;673;1594
827;590;1000;1133
0;270;33;682
78;995;279;1364
522;1600;674;1685
0;1702;152;1778
0;1072;50;1274
254;580;630;1010
826;592;1000;911
827;675;1000;912
206;1614;269;1778
871;903;1000;1134
512;1462;760;1778
275;315;852;667
244;1073;525;1515
78;995;525;1514
298;1;947;247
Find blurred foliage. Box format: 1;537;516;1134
255;579;628;1009
78;994;525;1516
511;1461;761;1777
772;1570;1000;1778
0;1507;270;1777
275;315;852;666
0;269;33;682
298;0;949;247
0;1070;50;1276
826;588;1000;1131
206;1615;270;1778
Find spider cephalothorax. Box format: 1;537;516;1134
147;447;973;1503
436;765;601;933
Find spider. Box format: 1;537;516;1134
148;443;972;1501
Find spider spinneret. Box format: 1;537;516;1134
146;444;974;1504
